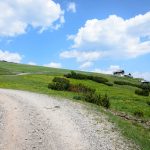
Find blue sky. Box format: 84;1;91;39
0;0;150;80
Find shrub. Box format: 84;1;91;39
48;77;111;109
134;111;144;117
104;82;113;86
101;94;110;109
140;83;150;91
69;84;95;94
73;95;82;100
114;80;139;88
84;93;110;108
89;76;108;83
135;89;149;96
64;71;87;79
146;101;150;106
53;77;70;84
87;75;93;80
84;92;102;106
64;71;109;85
48;82;69;91
48;77;70;91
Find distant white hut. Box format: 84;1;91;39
141;80;150;84
113;70;125;76
124;73;133;78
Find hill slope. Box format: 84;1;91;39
0;67;14;75
0;61;70;75
0;61;150;150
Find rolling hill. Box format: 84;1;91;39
0;61;150;150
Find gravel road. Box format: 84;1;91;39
0;89;138;150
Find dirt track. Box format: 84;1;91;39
0;89;138;150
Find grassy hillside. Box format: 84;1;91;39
0;61;150;150
0;67;14;75
0;61;70;75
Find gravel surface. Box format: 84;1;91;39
0;89;138;150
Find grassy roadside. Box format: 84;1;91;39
0;62;150;149
82;102;150;150
107;112;150;150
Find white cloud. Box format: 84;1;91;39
60;50;104;62
68;12;150;58
93;65;121;74
132;72;150;81
44;62;62;68
60;50;106;69
67;2;76;13
0;50;22;63
28;62;36;66
0;0;64;36
79;62;93;69
67;34;75;40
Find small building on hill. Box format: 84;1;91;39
124;73;133;78
141;80;150;84
113;70;125;76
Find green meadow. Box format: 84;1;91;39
0;61;150;150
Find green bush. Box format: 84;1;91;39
73;95;82;100
114;80;150;91
48;77;111;109
84;92;102;106
134;111;144;117
64;71;87;79
101;94;110;109
48;82;69;91
114;80;139;88
140;83;150;91
104;82;113;86
69;84;95;94
48;77;70;91
84;93;110;108
64;71;109;85
88;76;108;83
146;101;150;106
135;89;149;96
53;77;70;84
